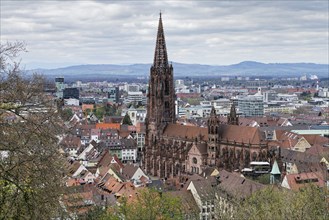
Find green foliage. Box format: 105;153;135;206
104;104;117;116
300;91;312;101
95;107;105;121
255;174;271;185
84;108;92;117
0;42;65;219
61;108;74;121
102;188;185;220
233;185;329;220
122;113;133;125
85;104;118;121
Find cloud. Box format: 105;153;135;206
1;0;328;69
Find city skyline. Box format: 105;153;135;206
1;0;328;69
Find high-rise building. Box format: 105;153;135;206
63;88;79;100
108;87;119;103
55;77;65;99
238;96;264;117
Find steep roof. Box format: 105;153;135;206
284;171;325;191
68;161;82;176
195;142;208;155
190;177;217;200
97;150;124;169
302;134;329;146
218;124;265;145
163;124;208;141
280;148;320;164
270;160;281;175
167;190;199;215
122;164;139;180
218;170;265;199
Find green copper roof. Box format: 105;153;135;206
270;160;281;175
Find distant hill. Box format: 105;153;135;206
27;61;329;79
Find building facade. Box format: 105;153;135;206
143;14;274;178
238;96;264;117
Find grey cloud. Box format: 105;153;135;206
1;0;328;68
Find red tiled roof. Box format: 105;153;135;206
163;124;208;141
302;134;329;146
285;171;325;191
96;123;121;130
218;124;264;145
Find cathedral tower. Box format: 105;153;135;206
144;13;176;175
147;13;176;129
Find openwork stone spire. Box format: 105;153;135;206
146;13;175;127
228;103;239;125
153;13;169;68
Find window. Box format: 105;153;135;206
165;81;169;95
192;157;197;164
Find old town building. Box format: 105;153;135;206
143;14;275;178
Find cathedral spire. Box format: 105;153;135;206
210;106;217;118
153;13;169;68
228;103;239;125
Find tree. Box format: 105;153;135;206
0;42;65;219
122;113;133;125
61;108;74;121
94;106;105;121
101;188;185;220
233;185;329;220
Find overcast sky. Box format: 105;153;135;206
1;0;328;69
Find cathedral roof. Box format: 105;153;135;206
163;123;265;145
153;13;169;68
163;124;208;141
218;124;265;145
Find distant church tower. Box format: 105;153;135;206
227;103;239;125
144;13;175;175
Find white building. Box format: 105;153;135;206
64;98;79;106
125;91;147;105
124;84;140;92
277;93;298;102
318;88;329;97
121;106;147;126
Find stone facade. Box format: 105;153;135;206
143;14;275;178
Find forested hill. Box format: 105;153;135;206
27;61;329;78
